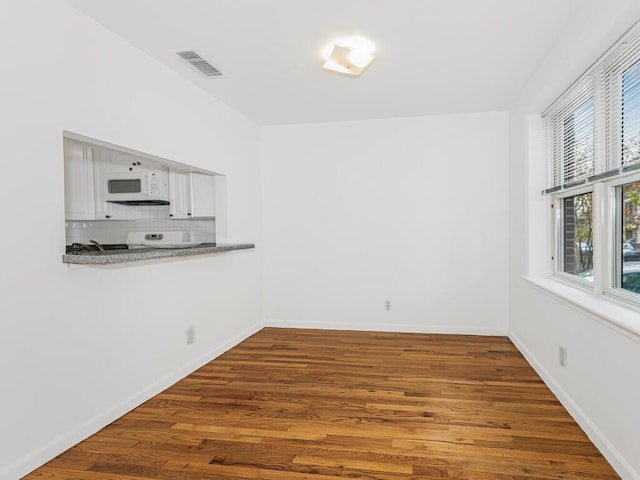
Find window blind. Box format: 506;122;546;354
543;19;640;193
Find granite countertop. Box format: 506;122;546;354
62;243;255;265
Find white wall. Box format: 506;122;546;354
0;2;262;478
508;1;640;479
261;113;508;334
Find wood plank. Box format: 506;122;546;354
23;328;620;479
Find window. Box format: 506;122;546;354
560;192;593;276
544;20;640;306
617;181;640;293
622;61;640;167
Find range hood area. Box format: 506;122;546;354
99;155;171;206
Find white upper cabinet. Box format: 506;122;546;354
64;139;96;220
101;151;136;173
190;173;216;218
64;143;134;220
169;169;191;219
169;169;216;219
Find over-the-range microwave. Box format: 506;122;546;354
101;168;170;205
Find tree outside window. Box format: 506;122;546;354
563;192;593;275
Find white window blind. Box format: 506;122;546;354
544;20;640;193
545;77;594;191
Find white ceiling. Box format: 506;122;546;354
65;0;580;125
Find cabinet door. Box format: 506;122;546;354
190;173;216;218
106;151;142;173
169;169;191;219
64;138;96;220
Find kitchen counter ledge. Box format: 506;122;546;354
62;243;255;265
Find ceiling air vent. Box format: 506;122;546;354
176;50;222;77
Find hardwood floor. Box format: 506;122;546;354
25;328;620;479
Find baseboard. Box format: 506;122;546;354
264;319;508;336
509;332;639;480
2;321;265;480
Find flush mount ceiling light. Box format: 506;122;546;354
321;35;376;77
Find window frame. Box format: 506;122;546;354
551;171;640;309
600;171;640;305
551;184;596;290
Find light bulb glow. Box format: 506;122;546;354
320;35;377;77
348;49;375;69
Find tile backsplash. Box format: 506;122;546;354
65;205;215;245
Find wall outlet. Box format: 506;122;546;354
559;345;567;367
186;326;195;345
385;300;391;311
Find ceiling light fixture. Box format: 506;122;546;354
321;35;376;77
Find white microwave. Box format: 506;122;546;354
102;168;170;205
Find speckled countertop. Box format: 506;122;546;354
62;243;255;265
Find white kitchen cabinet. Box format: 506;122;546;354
106;151;141;173
169;169;191;219
64;138;96;220
64;141;132;220
169;169;215;219
190;173;216;217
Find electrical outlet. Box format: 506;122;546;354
186;326;195;345
559;346;567;367
385;300;391;311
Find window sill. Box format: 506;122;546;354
524;276;640;342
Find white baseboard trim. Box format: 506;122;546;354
2;321;265;480
264;319;508;336
509;332;639;480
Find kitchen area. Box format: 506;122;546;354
63;133;254;264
